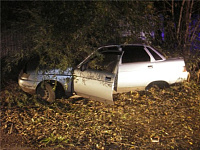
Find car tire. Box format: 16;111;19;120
36;82;55;103
145;81;169;91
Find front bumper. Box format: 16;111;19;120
18;78;39;94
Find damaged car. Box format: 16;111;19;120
18;44;189;104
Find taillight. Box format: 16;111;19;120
183;66;187;72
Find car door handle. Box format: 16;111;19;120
105;76;112;81
148;65;153;68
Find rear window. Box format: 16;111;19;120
146;47;162;60
122;46;150;63
98;46;119;53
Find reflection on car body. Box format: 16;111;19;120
18;44;189;104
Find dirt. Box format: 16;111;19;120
0;81;200;149
0;130;61;150
0;130;28;150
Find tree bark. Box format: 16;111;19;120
177;0;185;41
184;0;194;56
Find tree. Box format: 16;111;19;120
154;0;200;57
8;1;156;70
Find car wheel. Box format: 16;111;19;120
36;82;55;103
145;81;169;91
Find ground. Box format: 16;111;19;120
0;81;200;149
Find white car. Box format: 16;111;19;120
18;44;189;104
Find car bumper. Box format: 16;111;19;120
175;71;189;82
18;78;39;94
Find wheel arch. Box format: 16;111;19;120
145;80;170;91
36;80;66;98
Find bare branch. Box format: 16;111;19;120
177;0;185;40
172;0;174;18
190;19;200;42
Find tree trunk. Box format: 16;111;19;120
177;0;185;42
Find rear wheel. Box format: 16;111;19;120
145;81;169;91
36;82;55;103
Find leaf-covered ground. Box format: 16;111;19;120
0;81;200;149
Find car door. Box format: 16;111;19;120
74;49;122;104
117;45;154;92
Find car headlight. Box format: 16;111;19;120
20;73;30;80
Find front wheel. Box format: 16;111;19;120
36;82;55;103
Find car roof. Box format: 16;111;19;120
77;44;152;68
98;44;148;50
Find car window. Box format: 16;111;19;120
146;47;162;60
122;46;150;63
87;51;121;73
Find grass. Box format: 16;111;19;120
0;80;200;149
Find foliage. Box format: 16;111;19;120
150;1;200;76
1;1;157;71
1;2;199;149
2;1;199;76
153;1;200;56
1;81;199;149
